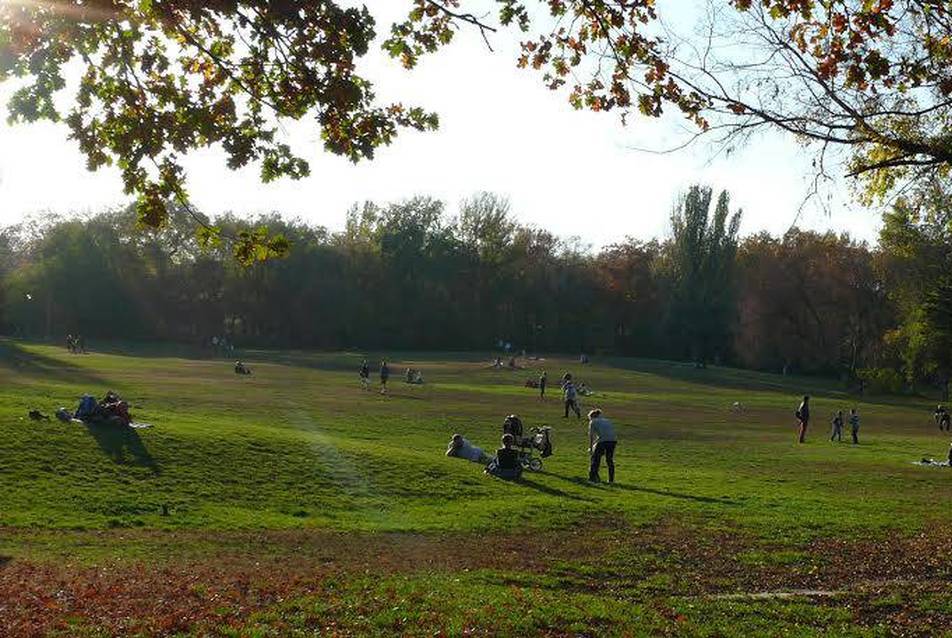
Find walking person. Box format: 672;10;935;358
588;408;617;483
539;370;547;400
796;395;810;443
359;359;371;390
379;360;390;395
849;408;860;444
830;410;844;442
562;373;581;419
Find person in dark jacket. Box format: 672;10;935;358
796;395;810;443
485;434;522;480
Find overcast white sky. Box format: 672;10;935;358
0;1;882;248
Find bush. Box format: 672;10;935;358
857;368;907;395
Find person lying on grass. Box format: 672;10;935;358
446;434;491;464
485;434;523;480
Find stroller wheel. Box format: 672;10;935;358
528;458;543;472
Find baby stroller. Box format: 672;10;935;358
517;426;553;471
502;415;553;472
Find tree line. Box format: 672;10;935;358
0;185;949;396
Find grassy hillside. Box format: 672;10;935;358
0;340;950;636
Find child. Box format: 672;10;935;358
830;410;844;442
359;360;370;390
849;408;860;444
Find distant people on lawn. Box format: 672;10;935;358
849;408;860;444
234;361;252;375
446;434;491;464
935;405;951;432
796;395;810;443
588;408;617;483
359;359;371;390
380;360;390;394
485;433;522;480
830;410;844;442
539;370;547;399
66;334;86;354
562;374;581;419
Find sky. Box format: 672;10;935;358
0;1;883;249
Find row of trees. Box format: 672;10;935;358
0;186;949;395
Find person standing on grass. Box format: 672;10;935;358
539;370;547;400
796;395;810;443
849;408;860;444
588;409;617;483
830;410;844;442
359;359;370;390
380;360;390;394
563;373;582;419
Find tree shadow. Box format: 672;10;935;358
82;422;160;475
0;556;10;570
0;340;104;385
538;471;737;506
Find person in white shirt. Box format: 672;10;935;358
588;408;618;483
562;373;582;419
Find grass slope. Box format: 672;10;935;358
0;340;950;636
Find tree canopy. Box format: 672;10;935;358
2;1;952;259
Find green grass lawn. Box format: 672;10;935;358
1;340;950;637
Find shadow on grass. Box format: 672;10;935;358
539;471;737;506
83;422;160;475
0;556;10;570
0;340;105;385
518;476;593;502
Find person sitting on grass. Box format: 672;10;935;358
98;391;132;427
446;434;491;464
234;361;252;375
485;433;523;480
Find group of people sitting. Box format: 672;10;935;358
68;390;132;427
65;334;86;354
405;368;425;384
234;361;252;375
446;415;533;480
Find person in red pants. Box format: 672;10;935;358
796;395;810;443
